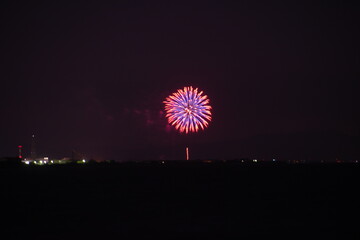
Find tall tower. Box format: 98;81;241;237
18;145;22;159
30;134;36;160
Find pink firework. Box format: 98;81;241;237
164;86;212;133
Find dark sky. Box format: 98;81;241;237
1;1;359;161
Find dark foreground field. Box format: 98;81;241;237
1;161;359;239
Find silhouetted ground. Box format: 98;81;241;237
1;161;359;239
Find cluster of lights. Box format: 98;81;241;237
22;158;87;165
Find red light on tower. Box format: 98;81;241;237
18;145;22;159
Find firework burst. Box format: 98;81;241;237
164;86;212;133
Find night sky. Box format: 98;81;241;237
1;1;359;161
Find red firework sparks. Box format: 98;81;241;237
163;86;212;133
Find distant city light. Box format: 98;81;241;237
253;159;257;163
25;161;30;165
82;159;86;163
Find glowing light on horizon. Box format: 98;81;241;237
163;86;212;134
